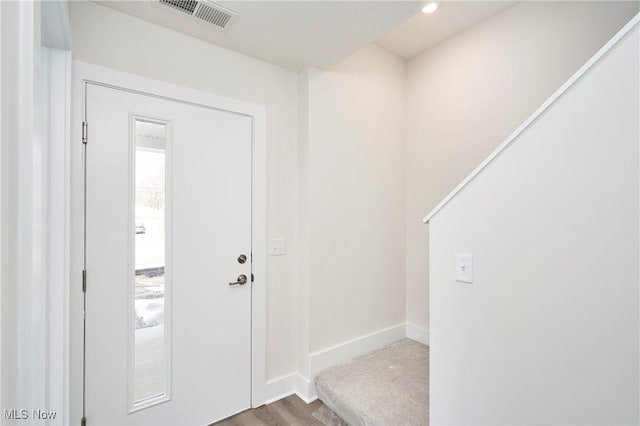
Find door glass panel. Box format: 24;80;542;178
133;119;169;406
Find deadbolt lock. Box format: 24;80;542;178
237;254;247;264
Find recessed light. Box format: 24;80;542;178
422;2;439;13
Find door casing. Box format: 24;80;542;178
69;61;267;424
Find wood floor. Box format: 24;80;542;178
212;395;325;426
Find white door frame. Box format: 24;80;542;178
70;61;267;424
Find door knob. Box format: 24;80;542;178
229;274;248;286
237;254;247;264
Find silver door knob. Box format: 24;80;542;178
229;274;248;286
237;254;247;264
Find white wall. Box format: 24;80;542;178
299;44;406;360
40;46;72;426
429;21;639;425
67;0;299;407
1;1;61;422
405;1;640;331
0;1;20;415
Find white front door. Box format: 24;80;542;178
84;82;253;425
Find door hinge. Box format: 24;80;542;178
82;121;88;144
82;270;87;293
81;416;86;426
251;273;254;283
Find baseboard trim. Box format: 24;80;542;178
294;374;317;403
264;374;298;405
264;373;318;404
405;322;429;345
309;323;407;379
265;322;429;404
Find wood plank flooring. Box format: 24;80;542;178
212;395;325;426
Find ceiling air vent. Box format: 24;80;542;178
159;0;198;15
157;0;239;31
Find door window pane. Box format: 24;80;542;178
133;119;168;406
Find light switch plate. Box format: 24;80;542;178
456;253;473;283
270;238;285;256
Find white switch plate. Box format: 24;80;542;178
270;238;285;256
456;253;473;283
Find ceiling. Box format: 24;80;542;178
97;1;423;71
97;1;516;71
377;1;516;59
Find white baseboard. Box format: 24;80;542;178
265;322;429;404
405;322;429;345
264;374;298;405
265;373;318;404
309;323;407;378
294;374;317;403
264;373;318;404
